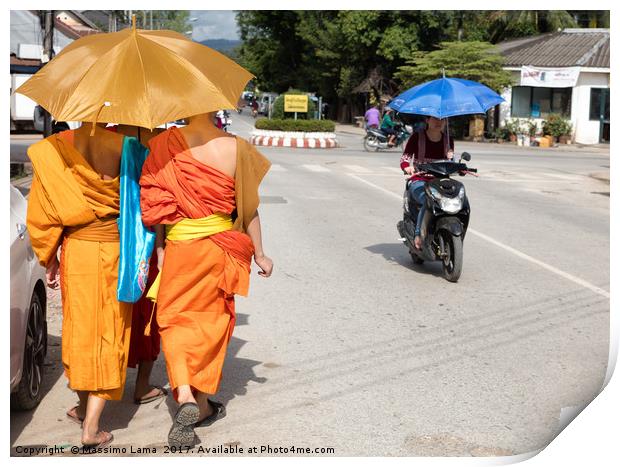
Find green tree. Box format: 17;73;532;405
236;11;310;92
487;10;577;42
396;41;514;93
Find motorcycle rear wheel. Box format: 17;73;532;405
440;231;463;282
363;135;380;152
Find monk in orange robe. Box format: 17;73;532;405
111;124;167;404
26;125;131;448
140;113;272;447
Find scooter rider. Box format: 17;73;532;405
400;116;454;250
381;108;398;147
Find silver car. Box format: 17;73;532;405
10;184;48;410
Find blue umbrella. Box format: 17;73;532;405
387;77;504;118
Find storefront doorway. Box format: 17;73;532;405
590;88;610;143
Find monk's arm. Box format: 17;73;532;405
26;174;64;268
246;210;273;277
155;225;165;270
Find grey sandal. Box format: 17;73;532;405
168;402;199;448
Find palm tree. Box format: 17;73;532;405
487;10;577;43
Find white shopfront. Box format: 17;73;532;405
500;65;610;145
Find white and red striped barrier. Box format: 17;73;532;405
250;130;338;149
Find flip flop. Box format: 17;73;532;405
134;386;168;405
66;405;84;425
168;402;199;448
195;400;226;428
81;431;114;453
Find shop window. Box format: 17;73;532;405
511;86;572;119
511;87;531;118
590;88;610;121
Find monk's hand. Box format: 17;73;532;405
46;256;60;289
254;254;273;278
156;248;165;271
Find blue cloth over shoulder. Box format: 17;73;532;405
117;137;155;303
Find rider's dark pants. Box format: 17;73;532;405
408;180;426;237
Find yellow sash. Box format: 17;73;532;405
145;213;233;303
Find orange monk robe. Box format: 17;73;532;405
109;125;164;368
140;127;270;395
26;132;132;400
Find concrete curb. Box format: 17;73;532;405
250;130;338;149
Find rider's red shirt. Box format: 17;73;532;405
400;131;454;181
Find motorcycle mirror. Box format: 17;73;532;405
461;152;471;162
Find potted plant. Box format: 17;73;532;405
542;114;572;144
495;127;510;143
504;118;520;143
526;119;538;143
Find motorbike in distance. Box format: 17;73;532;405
396;153;477;282
364;122;411;152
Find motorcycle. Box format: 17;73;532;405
396;153;477;282
363;123;411;152
222;110;232;132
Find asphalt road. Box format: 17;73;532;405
10;113;610;457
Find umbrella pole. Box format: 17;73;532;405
446;117;451;159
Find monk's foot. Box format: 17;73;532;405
199;400;214;420
81;430;113;448
134;386;168;405
195;400;226;428
66;405;85;425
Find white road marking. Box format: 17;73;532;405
343;164;372;173
544;173;583;181
381;166;405;174
302;164;331;173
269;164;287;172
347;174;609;299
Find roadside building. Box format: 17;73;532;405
497;28;610;145
10;10;100;131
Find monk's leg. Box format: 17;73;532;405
176;385;197;406
81;393;111;445
194;391;215;420
134;360;164;401
66;391;88;421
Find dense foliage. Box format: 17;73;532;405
236;10;598;121
396;41;514;93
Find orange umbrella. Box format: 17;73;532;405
16;21;253;129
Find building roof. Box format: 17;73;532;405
499;29;609;68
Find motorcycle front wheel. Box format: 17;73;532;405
363;135;380;152
440;230;463;282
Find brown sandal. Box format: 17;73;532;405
66;405;84;425
134;386;168;405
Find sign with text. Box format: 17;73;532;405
284;94;308;113
520;66;580;88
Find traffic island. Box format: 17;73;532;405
251;116;338;149
250;129;338;148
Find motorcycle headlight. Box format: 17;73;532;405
439;187;465;213
429;186;442;200
440;197;463;213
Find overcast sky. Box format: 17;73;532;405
190;10;239;41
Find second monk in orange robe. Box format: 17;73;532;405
139;116;272;447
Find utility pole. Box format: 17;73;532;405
41;10;54;137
